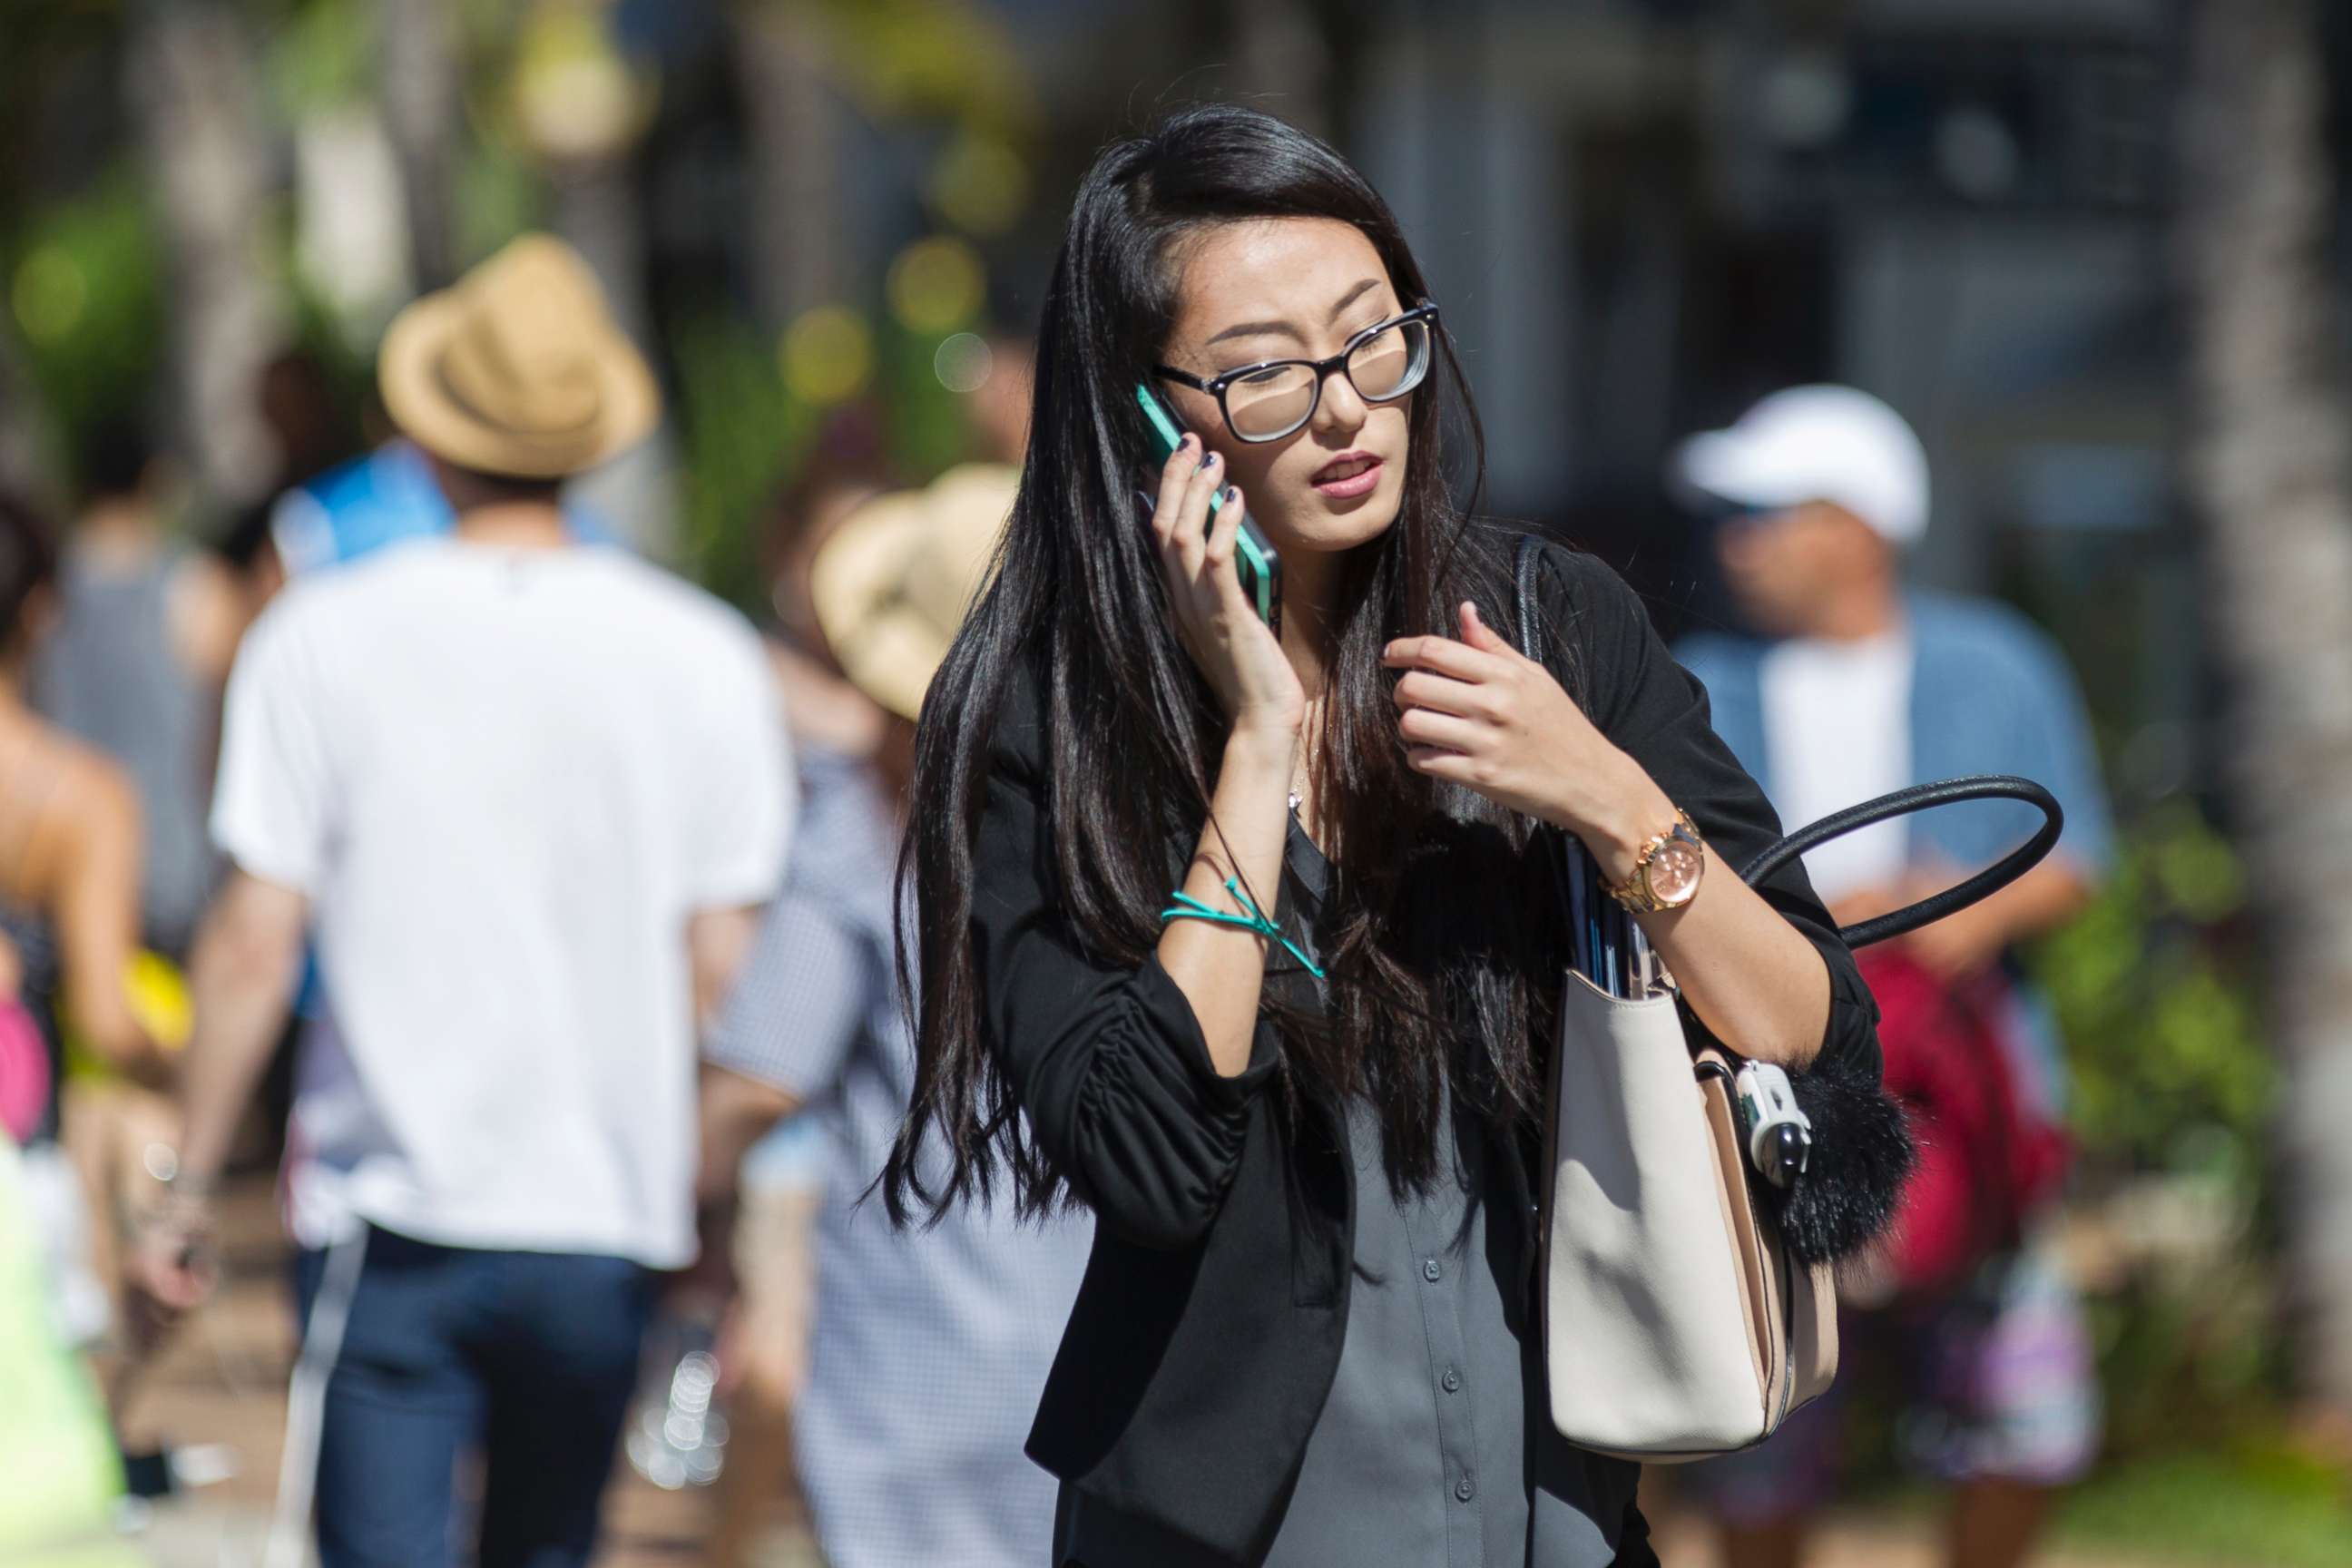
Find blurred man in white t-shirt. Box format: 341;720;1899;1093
133;235;791;1568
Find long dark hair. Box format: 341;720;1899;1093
883;103;1565;1224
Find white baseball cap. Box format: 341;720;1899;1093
1670;385;1930;546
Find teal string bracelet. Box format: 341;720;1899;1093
1160;877;1327;981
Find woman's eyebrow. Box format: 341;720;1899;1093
1326;277;1380;322
1204;317;1298;348
1200;279;1387;349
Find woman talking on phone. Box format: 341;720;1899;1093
883;104;1885;1567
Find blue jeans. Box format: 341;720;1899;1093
293;1226;657;1568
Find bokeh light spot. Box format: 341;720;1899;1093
934;332;994;395
887;236;985;335
13;247;87;345
781;306;875;406
929;135;1029;237
513;6;656;162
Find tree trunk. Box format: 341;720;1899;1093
378;0;460;290
552;155;680;560
123;0;286;505
734;1;842;334
2180;0;2352;1421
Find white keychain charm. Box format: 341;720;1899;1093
1732;1060;1814;1189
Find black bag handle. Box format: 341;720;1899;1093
1509;536;2063;952
1738;775;2062;949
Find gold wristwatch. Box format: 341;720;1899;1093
1603;809;1706;912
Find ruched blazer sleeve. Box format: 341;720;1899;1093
969;685;1283;1250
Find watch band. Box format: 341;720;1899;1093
1603;810;1704;912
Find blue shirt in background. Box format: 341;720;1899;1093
270;442;451;575
270;440;611;578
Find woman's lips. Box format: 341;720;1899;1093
1312;455;1384;499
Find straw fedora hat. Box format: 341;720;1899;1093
810;463;1019;720
377;233;659;479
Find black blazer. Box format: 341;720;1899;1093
970;544;1885;1563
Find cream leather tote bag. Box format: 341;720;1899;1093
1537;974;1837;1458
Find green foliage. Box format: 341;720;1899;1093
880;320;975;481
5;167;163;462
671;312;805;611
264;0;376;117
2028;799;2288;1442
810;0;1037;140
2055;1445;2352;1567
2034;797;2270;1173
2089;1241;2280;1451
449;137;544;271
671;289;1001;610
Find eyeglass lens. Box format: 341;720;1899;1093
1224;318;1431;439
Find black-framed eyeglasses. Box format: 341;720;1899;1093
1154;300;1440;444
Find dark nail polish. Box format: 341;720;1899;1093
1203;451;1220;469
1226;485;1241;505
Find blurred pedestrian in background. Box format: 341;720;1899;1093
1670;387;2115;1568
206;501;286;674
690;407;888;1560
132;233;792;1568
0;1128;136;1561
35;416;233;959
0;488;162;1366
760;407;893;767
697;458;1092;1568
26;419;223;1396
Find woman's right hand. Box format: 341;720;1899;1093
1149;435;1304;739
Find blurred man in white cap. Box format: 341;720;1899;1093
136;234;791;1567
694;462;1092;1568
1669;387;2112;1568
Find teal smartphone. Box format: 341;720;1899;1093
1133;382;1282;636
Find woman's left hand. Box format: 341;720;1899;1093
1382;602;1659;848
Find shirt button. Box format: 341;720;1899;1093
1423;1259;1443;1282
1442;1367;1461;1393
1455;1475;1476;1502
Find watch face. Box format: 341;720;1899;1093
1646;838;1705;907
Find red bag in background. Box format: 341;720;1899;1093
1858;948;2069;1294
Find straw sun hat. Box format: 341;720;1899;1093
810;463;1020;721
377;233;660;480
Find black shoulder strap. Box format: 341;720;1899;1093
1513;533;1544;664
1512;533;1590;710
